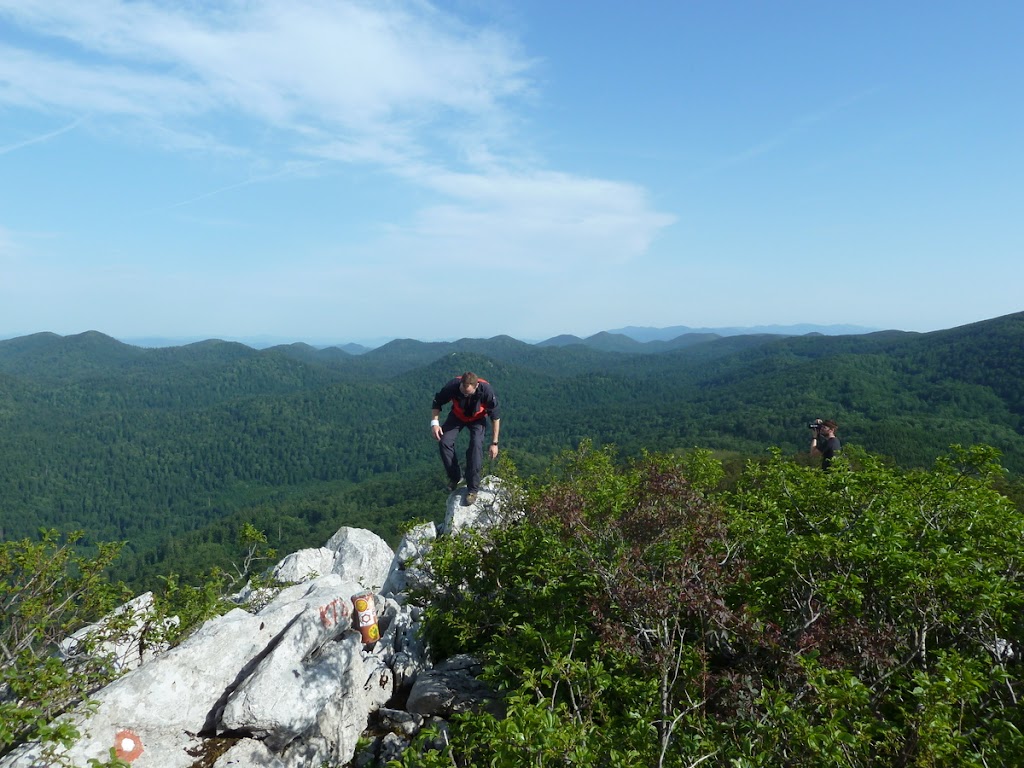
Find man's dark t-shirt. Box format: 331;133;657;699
820;436;841;471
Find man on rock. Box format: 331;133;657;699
430;372;502;505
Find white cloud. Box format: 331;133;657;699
0;1;531;139
0;0;674;281
0;43;209;118
0;0;537;178
396;168;676;269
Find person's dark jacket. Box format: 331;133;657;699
432;377;502;423
820;435;841;470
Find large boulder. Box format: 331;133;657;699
270;527;394;590
271;547;338;583
2;608;274;768
325;527;395;590
220;577;399;767
277;641;395;768
220;576;362;746
382;521;437;598
442;476;516;534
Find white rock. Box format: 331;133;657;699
279;690;364;768
4;609;273;768
325;526;395;590
361;651;396;712
370;601;429;694
395;522;437;563
59;592;176;673
383;522;437;597
277;646;392;768
271;547;337;584
220;579;363;747
442;476;515;534
212;738;285;767
2;577;361;768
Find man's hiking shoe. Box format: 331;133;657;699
464;491;478;506
447;479;459;492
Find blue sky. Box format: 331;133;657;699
1;1;1021;345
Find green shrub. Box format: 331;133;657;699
403;442;1024;767
0;530;131;764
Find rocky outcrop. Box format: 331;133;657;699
1;477;509;768
59;591;178;674
272;527;394;588
443;477;519;534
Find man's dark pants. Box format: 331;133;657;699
438;414;485;492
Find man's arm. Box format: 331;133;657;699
809;418;823;456
489;418;501;459
481;383;503;458
431;407;442;440
431;379;457;412
431;379;457;441
480;382;503;422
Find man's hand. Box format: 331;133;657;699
488;443;499;460
431;424;443;441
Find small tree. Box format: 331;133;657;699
150;521;279;647
0;529;131;762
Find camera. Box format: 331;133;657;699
808;420;822;430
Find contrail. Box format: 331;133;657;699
144;160;328;214
0;117;84;156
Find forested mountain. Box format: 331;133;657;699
1;312;1021;588
558;331;726;354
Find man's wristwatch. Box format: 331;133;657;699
492;442;499;446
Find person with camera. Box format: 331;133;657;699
430;372;502;506
810;419;841;470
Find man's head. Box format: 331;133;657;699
459;372;479;395
820;419;838;437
